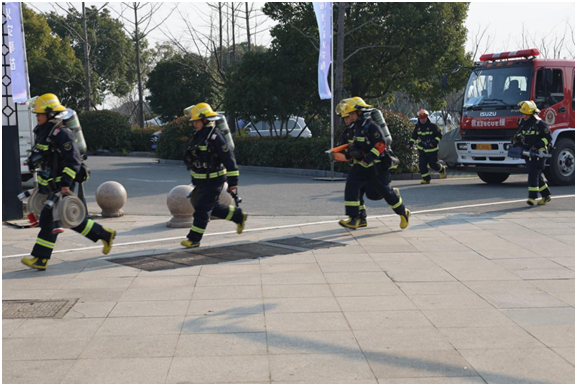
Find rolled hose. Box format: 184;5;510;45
27;189;48;217
58;193;86;229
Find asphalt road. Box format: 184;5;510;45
81;156;575;217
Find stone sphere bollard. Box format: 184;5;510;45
96;181;127;217
167;185;194;228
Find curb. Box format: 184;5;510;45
87;151;157;158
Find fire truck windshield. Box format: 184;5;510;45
463;65;533;109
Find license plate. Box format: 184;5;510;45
476;144;492;151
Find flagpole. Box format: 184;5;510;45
330;2;334;180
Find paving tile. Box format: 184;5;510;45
128;275;197;288
264;297;341;313
2;289;59;300
267;330;362;355
9;318;104;339
109;300;189;317
182;313;266;334
2;319;26;338
265;312;350;332
119;287;194;301
64;301;116;318
423;251;486;262
2;276;71;290
199;264;261;275
330;282;403;297
493;257;569;270
383;268;457;282
477;291;571;308
270;353;374;383
168;355;270;383
60;277;134;289
501;307;575;326
369;252;430;262
377;376;486;384
188;298;264;315
2;359;75;384
192;285;262;299
196;273;262;286
406;292;493;310
80;334;179;358
422;309;517;328
175;332;267;356
397;281;475;295
51;288;126;302
365;349;477;379
2;337;91;360
337;295;416;311
459;348;575;383
507;267;575;280
263;284;334;298
324;272;392;284
96;316;184;336
62;357;172;383
438;326;546;349
319;262;383;273
314;253;375;263
551;346;575;366
354;326;453;352
261;273;327;285
345;310;432;330
260;263;322;274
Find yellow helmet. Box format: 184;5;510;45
417;108;429;118
336;98;351;117
32;93;67;114
341;96;371;115
190;102;218;121
518;100;540;115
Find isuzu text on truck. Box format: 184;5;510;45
454;49;574;185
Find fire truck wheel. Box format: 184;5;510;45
545;137;575;186
477;172;509;184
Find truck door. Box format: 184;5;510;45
571;68;575;129
535;68;568;130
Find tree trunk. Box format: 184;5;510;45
245;3;251;52
231;2;236;67
82;3;91;111
219;2;223;70
134;3;145;128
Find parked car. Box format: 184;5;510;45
409;117;418;125
429;111;454;127
244;117;312;138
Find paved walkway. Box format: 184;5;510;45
2;211;575;383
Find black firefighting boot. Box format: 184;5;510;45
101;228;116;255
359;209;368;228
399;209;411;230
538;196;552;205
21;257;49;271
339;217;360;229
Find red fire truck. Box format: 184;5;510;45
454;49;574;185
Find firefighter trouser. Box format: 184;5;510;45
32;206;106;259
187;181;244;243
418;150;442;181
526;157;551;199
344;165;406;218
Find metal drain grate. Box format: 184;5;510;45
108;238;346;272
267;237;346;250
3;299;78;319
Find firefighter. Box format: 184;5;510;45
180;103;247;248
512;100;552;206
21;94;115;271
338;97;410;230
407;108;447;184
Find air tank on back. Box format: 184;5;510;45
364;108;392;146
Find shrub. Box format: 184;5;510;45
383;110;419;173
131;125;159;152
79;110;132;152
155;116;195;161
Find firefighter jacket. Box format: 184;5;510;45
185;124;240;186
32;120;82;192
513;116;552;153
349;118;388;168
408;118;443;152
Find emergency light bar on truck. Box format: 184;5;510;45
479;48;540;62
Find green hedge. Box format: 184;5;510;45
79;110;132;152
131;125;159;152
156;110;418;173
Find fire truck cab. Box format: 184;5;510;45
455;49;575;185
